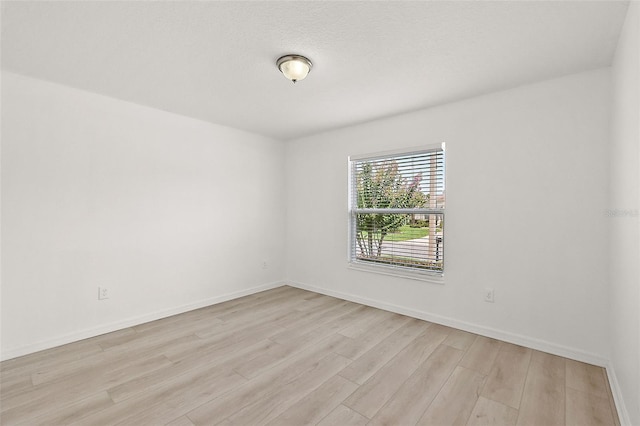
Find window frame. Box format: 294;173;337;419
348;144;446;281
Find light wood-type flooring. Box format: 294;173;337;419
0;286;620;425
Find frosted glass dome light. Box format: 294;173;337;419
277;55;313;83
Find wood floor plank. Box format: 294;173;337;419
231;340;290;380
214;289;318;325
130;306;224;336
224;353;352;425
233;331;353;381
165;415;196;426
107;338;276;403
196;289;309;332
1;354;173;424
481;346;531;409
282;293;351;323
499;342;532;354
98;316;222;352
165;321;285;362
338;318;431;385
202;297;307;337
31;333;193;386
236;309;353;378
0;338;103;383
565;358;609;399
98;332;203;364
28;391;114;426
333;313;409;360
185;333;350;424
0;375;33;402
369;344;463;426
267;375;358;425
82;367;246;425
566;387;615;426
292;292;335;312
131;286;298;334
268;300;359;345
344;324;450;419
516;350;565;426
317;404;369;426
92;327;138;350
417;365;487;426
459;335;502;375
273;305;368;350
466;396;519;426
443;328;477;351
196;310;288;343
337;307;397;339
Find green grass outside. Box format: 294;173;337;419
359;225;429;242
386;225;429;241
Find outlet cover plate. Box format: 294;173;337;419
98;286;109;300
484;288;494;303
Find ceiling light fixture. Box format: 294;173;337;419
277;54;312;83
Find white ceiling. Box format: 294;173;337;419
1;1;629;141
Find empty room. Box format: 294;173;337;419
1;1;639;425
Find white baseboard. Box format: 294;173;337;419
0;281;285;361
287;280;609;367
605;362;633;426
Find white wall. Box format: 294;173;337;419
609;2;640;424
286;68;612;364
0;72;286;360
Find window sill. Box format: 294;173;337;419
348;262;444;284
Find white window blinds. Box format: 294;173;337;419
349;146;445;274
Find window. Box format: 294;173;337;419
349;144;445;275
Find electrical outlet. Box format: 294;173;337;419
98;286;109;300
484;288;494;303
